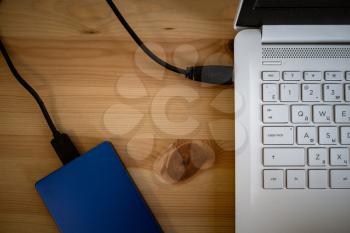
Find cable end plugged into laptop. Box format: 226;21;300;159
185;65;233;85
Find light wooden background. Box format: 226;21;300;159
0;0;237;232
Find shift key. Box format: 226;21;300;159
264;148;305;166
263;127;294;145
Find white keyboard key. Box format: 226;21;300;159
263;148;305;166
280;84;299;102
262;71;280;81
263;170;284;189
263;127;294;145
340;127;350;144
330;148;349;166
309;170;327;189
346;72;350;81
335;105;350;123
297;127;316;145
262;84;278;102
302;84;321;102
324;84;343;102
308;148;327;166
304;71;322;81
313;105;333;123
319;127;338;145
330;170;350;189
283;71;301;81
287;170;305;189
325;71;342;81
345;84;350;102
263;105;289;123
291;105;311;123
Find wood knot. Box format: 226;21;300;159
82;29;99;34
154;140;215;184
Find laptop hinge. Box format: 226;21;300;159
262;25;350;44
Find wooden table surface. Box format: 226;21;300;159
0;0;237;232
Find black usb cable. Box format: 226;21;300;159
0;40;80;164
1;1;232;164
105;0;233;85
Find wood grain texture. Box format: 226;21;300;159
0;0;237;232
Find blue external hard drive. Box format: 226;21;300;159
35;141;163;233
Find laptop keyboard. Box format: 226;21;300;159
261;71;350;189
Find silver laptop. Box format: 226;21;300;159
234;1;350;233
